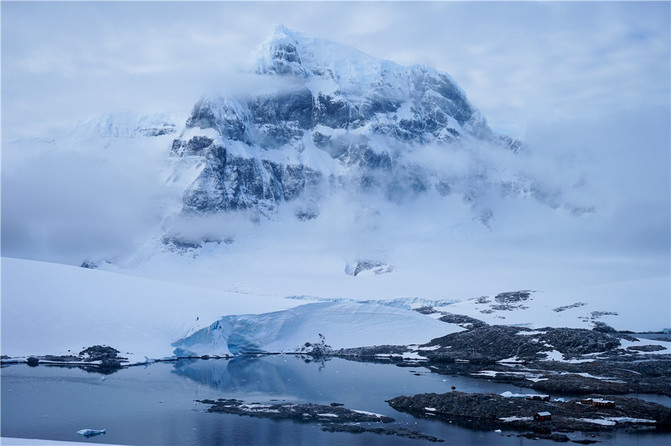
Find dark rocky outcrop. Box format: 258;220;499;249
320;424;444;442
198;398;393;423
387;391;671;433
437;313;489;329
420;325;624;364
198;397;444;442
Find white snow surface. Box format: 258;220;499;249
574;418;617;426
1;257;458;362
1;257;291;362
444;277;670;332
4;256;667;363
1;439;124;446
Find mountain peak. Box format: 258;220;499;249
254;25;384;81
269;24;300;41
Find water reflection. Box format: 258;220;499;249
3;357;670;446
170;354;540;413
172;355;316;397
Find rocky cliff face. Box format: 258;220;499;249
169;26;526;219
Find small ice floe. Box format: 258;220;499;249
573;418;616;426
498;416;533;422
495;429;502;433
606;417;656;425
77;428;106;437
351;409;385;418
500;391;549;400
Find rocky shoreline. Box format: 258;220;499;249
197;398;444;443
3;315;670;443
387;391;671;437
335;317;671;399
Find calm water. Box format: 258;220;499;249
2;356;670;445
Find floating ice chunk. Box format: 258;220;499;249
574;418;616;426
76;429;106;437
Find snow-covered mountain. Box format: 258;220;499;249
77;111;182;139
168;26;533;222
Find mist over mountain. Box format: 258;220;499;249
161;26;589;246
2;26;668;300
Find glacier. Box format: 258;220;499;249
172;301;461;357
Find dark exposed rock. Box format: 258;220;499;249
79;345;121;362
171;135;214;156
519;432;571;443
627;345;667;352
335;344;410;360
387;391;671;433
296;333;332;358
161;235;202;252
181;143;322;215
346;260;394;277
198;395;446;441
80;261;98;269
438;313;489;329
553;302;587;313
591;311;619;319
592;322;618;334
494;290;532;304
26;357;39;367
489;291;532;311
76;345;125;372
198;398;394;423
330;320;669;397
420;325;624;364
321;424;444;442
414;306;438;315
43;355;79;362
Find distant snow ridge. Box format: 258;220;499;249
168;26;530;221
79;112;182;139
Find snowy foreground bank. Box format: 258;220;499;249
1;438;123;446
1;257;669;364
1;258;454;362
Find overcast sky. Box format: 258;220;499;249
3;1;669;139
2;1;669;275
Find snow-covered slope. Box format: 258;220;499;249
0;257;290;362
75;111;184;139
3;257;666;366
442;278;670;333
0;258;459;362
